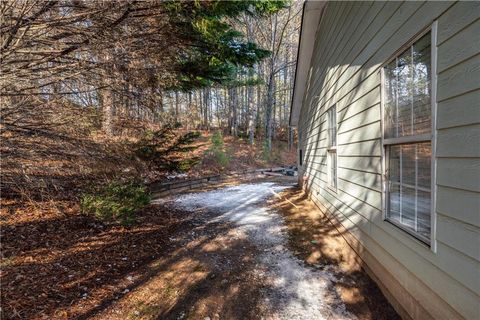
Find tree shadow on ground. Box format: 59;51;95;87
270;187;400;320
2;188;276;319
1;181;400;320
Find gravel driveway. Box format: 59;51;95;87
174;182;354;320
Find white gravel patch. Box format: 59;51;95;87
174;182;354;320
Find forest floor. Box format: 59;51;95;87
1;122;295;319
2;176;399;319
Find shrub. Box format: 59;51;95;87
261;138;271;161
80;180;151;226
206;131;229;167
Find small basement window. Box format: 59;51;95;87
327;105;337;190
382;29;434;243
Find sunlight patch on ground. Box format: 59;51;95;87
174;182;354;320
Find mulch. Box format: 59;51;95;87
269;187;400;320
1;201;195;320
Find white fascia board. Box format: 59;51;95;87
289;1;326;127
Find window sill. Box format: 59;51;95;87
384;218;431;247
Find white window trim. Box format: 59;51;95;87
326;105;337;192
380;22;438;251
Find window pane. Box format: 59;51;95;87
332;108;336;146
384;32;431;139
417;190;431;238
417;142;431;189
401;186;416;227
388;182;401;221
401;144;416;186
388;145;401;183
386;142;431;241
413;33;431;135
327;106;336;147
332;153;336;188
328;151;337;189
397;49;413;137
384;60;398;138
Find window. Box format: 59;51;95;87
327;105;337;190
382;30;433;243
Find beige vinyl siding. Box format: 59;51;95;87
437;90;480;129
297;1;480;319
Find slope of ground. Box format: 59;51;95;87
1;119;295;319
2;178;400;319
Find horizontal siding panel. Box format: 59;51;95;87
338;139;382;157
337;178;382;210
332;189;380;223
437;186;480;228
338;104;380;135
437;54;480;102
328;2;453;112
311;194;370;250
338;167;382;191
437;213;480;262
310;174;382;222
320;2;365;82
338;87;380;122
438;18;480;72
323;1;402;94
437;158;480;192
320;2;380;94
310;2;348;81
436;124;480;157
335;72;380;116
437;89;480;129
313;184;373;231
434;242;480;299
437;1;480;45
337;121;380;144
326;1;424;105
338;155;382;173
368;223;480;319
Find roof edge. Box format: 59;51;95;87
289;1;326;127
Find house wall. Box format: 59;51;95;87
297;1;480;319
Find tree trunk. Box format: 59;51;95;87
175;91;179;123
203;88;209;130
247;68;255;145
101;52;114;136
229;87;238;137
288;126;293;151
102;87;114;136
265;73;274;153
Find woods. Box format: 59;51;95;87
1;0;301;150
1;2;303;318
1;0;302;213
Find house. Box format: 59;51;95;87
290;1;480;319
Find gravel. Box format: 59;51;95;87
174;182;354;320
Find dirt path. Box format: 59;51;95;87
174;182;352;319
91;180;398;320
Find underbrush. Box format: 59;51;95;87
203;131;229;168
135;126;202;172
80;180;151;226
